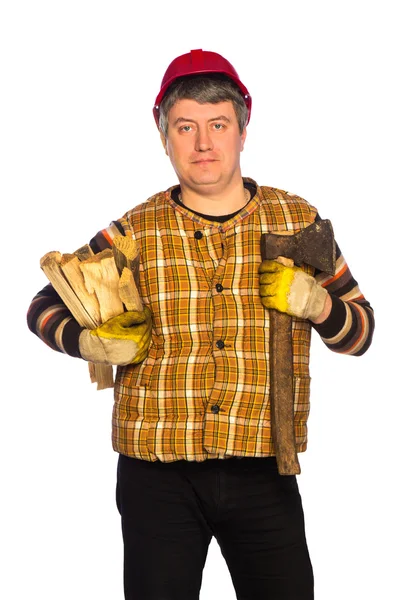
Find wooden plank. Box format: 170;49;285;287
118;267;143;311
40;251;114;389
60;254;102;325
79;249;124;323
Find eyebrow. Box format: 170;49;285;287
173;115;231;126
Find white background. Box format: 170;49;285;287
1;1;398;598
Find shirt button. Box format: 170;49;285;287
216;283;224;293
216;340;225;349
211;405;220;414
194;231;203;240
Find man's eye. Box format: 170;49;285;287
213;123;224;130
180;125;192;132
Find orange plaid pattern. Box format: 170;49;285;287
111;179;318;462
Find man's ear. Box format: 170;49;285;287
240;126;247;152
159;131;168;156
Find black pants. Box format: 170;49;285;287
116;454;314;600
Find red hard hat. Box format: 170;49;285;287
153;49;252;127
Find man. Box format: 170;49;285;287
27;49;374;599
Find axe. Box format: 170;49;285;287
260;220;336;475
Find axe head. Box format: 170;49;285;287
260;219;336;276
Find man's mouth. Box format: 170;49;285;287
192;159;217;163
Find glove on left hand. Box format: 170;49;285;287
79;306;152;366
259;260;328;320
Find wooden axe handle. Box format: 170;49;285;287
262;250;301;475
270;255;300;475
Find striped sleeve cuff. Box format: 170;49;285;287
311;293;346;338
312;294;374;356
27;284;83;357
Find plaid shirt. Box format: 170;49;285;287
27;178;374;462
110;178;325;462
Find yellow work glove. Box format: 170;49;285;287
259;260;328;320
79;306;152;366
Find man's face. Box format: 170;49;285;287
161;99;247;194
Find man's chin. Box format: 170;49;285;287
189;174;222;187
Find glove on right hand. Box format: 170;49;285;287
79;306;152;366
259;260;328;321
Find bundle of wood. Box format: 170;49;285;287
40;235;142;390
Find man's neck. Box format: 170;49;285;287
173;182;256;223
179;178;250;216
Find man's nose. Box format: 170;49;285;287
195;127;213;152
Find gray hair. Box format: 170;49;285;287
158;74;248;137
